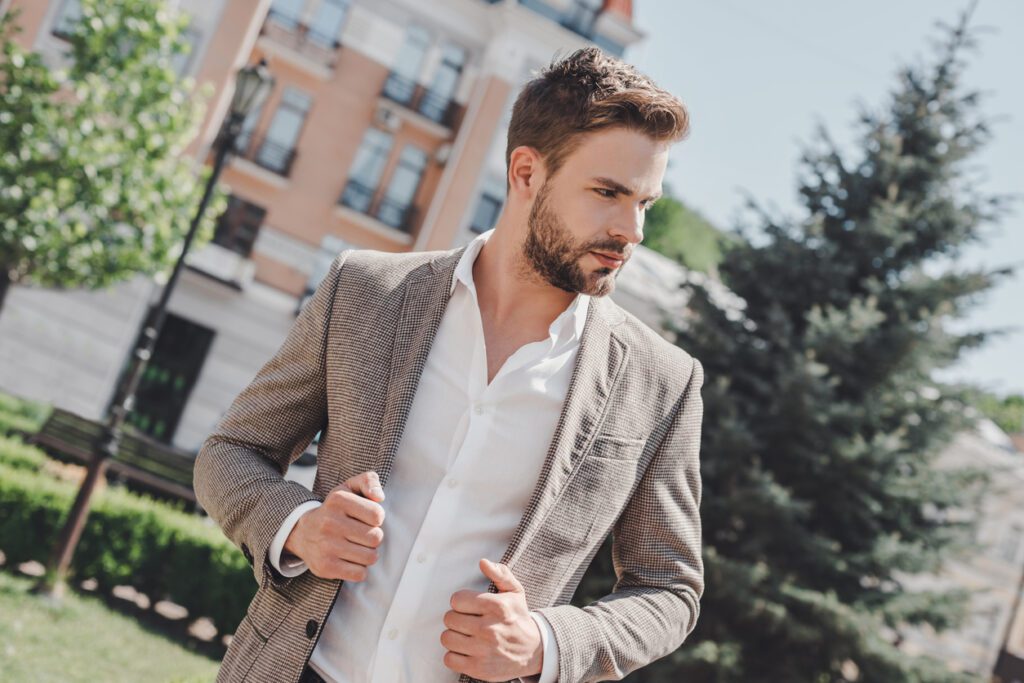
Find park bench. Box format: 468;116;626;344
30;407;198;505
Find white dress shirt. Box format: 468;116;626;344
268;228;589;682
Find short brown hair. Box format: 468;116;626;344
505;47;689;190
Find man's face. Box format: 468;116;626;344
520;126;669;297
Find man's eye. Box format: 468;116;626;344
595;188;616;199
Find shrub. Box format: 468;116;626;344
0;462;254;632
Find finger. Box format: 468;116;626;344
442;650;472;676
480;558;524;593
449;589;487;615
335;538;379;567
339;518;384;549
326;489;386;527
440;628;480;656
318;556;369;582
442;608;482;636
346;470;386;502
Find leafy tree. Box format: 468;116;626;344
971;390;1024;435
0;0;225;314
576;7;1014;682
642;189;733;274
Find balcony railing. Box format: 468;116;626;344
261;9;341;70
236;134;298;178
381;73;461;129
339;179;420;234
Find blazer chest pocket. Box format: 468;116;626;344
587;433;647;460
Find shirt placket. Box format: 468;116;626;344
368;292;493;683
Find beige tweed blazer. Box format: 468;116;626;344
193;242;705;683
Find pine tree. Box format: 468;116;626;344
574;6;1014;682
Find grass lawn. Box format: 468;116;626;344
0;571;220;683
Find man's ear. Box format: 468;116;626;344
507;146;545;199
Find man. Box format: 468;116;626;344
194;46;704;683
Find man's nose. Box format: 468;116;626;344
610;206;645;246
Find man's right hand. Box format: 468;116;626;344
283;471;386;582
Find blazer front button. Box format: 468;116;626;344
306;619;318;638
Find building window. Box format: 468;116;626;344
307;0;350;48
470;193;503;234
383;25;430;105
562;0;603;38
375;145;428;231
51;0;83;39
340;128;394;212
419;42;465;124
213;196;266;257
268;0;306;29
255;87;311;176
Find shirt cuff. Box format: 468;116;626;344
267;501;322;577
523;610;559;683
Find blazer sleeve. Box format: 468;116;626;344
193;249;352;591
534;357;705;682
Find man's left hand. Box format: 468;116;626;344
441;558;543;681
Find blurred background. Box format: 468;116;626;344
0;0;1021;681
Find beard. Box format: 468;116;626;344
520;180;625;297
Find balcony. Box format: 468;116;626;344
381;73;462;130
339;179;420;235
259;9;340;74
235;134;298;178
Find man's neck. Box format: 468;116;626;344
471;226;576;336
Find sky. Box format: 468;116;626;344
629;0;1023;395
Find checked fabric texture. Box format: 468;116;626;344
193;243;705;682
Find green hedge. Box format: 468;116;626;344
0;391;50;436
0;443;254;633
0;434;48;472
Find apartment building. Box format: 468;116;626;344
0;0;650;451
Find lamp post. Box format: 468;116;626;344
38;60;275;598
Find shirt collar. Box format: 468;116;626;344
451;228;590;344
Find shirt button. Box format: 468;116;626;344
417;552;427;563
447;478;458;488
473;403;483;415
387;628;399;640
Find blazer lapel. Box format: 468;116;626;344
496;295;629;576
373;246;466;489
371;246;630;598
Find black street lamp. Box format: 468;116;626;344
38;60;275;597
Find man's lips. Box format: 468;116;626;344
591;251;625;268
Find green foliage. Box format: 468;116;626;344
971;390;1024;435
0;390;51;436
0;433;48;471
642;191;733;273
635;9;1008;683
0;452;253;633
0;0;226;309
